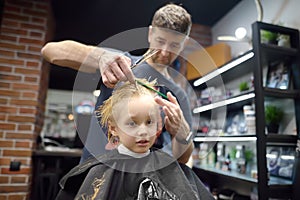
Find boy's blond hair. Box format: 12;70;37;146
97;79;158;139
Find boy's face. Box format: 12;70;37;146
110;95;160;153
148;26;187;66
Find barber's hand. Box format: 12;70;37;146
98;50;135;88
154;92;190;139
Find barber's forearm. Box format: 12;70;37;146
173;139;194;164
172;119;194;163
41;40;103;73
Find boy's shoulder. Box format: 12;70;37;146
56;149;214;200
60;148;176;186
58;150;117;188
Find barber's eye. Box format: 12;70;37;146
171;43;180;49
156;39;165;45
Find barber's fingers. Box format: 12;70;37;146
166;92;180;106
102;68;118;88
155;92;182;125
154;92;179;107
100;53;135;88
164;111;180;137
115;56;135;84
109;61;128;81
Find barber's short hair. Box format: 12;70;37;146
151;3;192;35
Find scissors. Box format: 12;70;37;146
130;49;159;69
129;49;168;99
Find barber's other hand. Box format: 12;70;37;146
98;50;135;88
154;92;190;139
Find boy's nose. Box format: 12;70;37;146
137;125;148;136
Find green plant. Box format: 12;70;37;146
265;105;284;125
230;147;253;163
230;148;237;159
260;30;278;43
239;81;249;92
244;150;254;163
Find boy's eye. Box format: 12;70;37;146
128;121;136;126
147;119;154;125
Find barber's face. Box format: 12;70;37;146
148;27;187;66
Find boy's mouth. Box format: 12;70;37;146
136;140;149;146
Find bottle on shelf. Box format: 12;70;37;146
243;105;256;134
199;143;208;166
216;143;225;170
192;143;200;166
222;153;231;171
236;145;246;174
207;148;216;168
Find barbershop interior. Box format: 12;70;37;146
1;0;300;199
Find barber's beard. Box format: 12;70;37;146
151;54;172;66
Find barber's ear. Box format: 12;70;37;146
179;36;189;53
184;36;190;47
148;25;153;43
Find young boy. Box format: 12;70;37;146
55;79;213;200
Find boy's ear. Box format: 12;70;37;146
106;120;120;150
108;120;117;136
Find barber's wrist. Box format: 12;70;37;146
175;131;193;145
97;50;106;65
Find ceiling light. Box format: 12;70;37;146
217;35;239;41
217;27;250;43
235;27;247;39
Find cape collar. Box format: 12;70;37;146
117;144;150;158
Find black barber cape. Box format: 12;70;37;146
55;149;214;200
